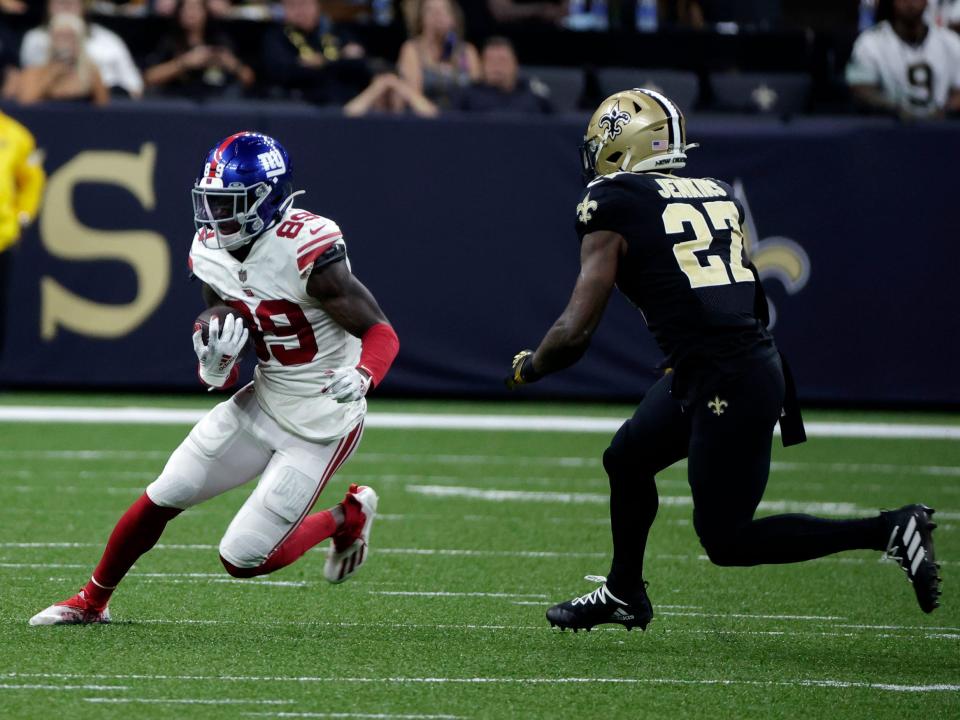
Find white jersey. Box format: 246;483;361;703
846;21;960;116
189;206;364;442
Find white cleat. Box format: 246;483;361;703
325;484;378;584
29;590;111;626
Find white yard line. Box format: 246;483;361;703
0;562;87;569
0;683;128;691
368;591;548;599
3;672;956;694
1;543;953;566
660;611;843;621
84;698;294;706
0;449;169;460
244;715;464;720
0;406;957;439
404;485;960;520
4;448;960;479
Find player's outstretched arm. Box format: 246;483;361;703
508;230;624;388
307;259;399;402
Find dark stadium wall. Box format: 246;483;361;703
0;103;957;406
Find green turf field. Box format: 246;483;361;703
0;396;958;719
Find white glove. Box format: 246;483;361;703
192;314;249;388
321;367;371;403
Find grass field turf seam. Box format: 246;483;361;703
0;399;956;719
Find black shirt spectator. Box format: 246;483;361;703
143;0;254;100
261;0;368;105
458;36;550;114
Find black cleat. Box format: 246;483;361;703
883;504;942;613
546;575;653;632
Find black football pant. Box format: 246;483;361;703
603;355;887;600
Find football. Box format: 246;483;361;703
194;305;249;350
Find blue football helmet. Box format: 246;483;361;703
192;132;295;250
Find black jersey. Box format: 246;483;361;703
575;171;775;386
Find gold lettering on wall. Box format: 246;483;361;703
40;143;169;340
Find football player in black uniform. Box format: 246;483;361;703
507;88;941;631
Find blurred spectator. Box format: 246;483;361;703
343;72;438;117
457;36;551;114
487;0;568;25
144;0;254;99
0;113;45;353
676;0;781;30
261;0;368;105
847;0;960;119
152;0;267;18
927;0;960;30
0;0;27;14
20;0;144;98
398;0;480;109
16;14;110;105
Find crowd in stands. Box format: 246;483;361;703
0;0;957;119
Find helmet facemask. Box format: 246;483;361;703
192;180;272;250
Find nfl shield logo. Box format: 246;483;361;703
238;269;247;283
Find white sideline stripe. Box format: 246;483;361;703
85;698;294;706
0;406;958;439
404;485;960;520
5;672;957;693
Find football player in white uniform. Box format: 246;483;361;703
29;132;400;625
847;0;960;118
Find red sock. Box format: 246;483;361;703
83;493;181;608
222;510;337;578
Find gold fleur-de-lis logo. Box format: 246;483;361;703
708;396;728;416
577;193;598;224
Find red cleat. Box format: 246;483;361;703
325;484;378;583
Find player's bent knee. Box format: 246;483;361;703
697;531;751;567
147;468;202;509
602;438;630;479
219;531;272;572
219;554;262;579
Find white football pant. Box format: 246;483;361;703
146;383;363;569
